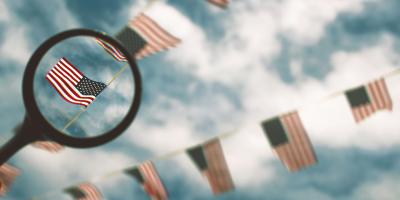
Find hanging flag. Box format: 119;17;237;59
207;0;229;8
95;38;127;62
115;13;181;60
31;141;64;153
46;57;107;107
64;183;102;200
186;138;234;195
261;111;317;172
345;78;392;123
0;164;20;196
124;161;168;200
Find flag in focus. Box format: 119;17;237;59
0;164;19;196
187;138;235;195
95;38;127;62
31;141;64;153
124;161;168;200
64;183;102;200
207;0;229;8
114;13;181;60
345;78;392;123
46;57;107;107
261;111;317;172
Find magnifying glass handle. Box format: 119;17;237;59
0;116;40;165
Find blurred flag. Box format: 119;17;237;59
115;13;181;60
46;57;107;107
95;38;127;62
345;78;392;123
261;111;317;172
207;0;229;8
0;164;19;196
31;141;64;153
64;183;102;200
187;138;234;195
124;161;168;200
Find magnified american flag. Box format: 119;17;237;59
46;57;107;107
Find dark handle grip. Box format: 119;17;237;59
0;116;40;165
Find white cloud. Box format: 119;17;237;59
352;174;400;200
0;1;9;21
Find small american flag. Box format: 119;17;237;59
31;141;64;153
207;0;229;8
0;164;19;196
46;57;107;107
187;139;235;195
262;111;317;172
345;78;393;123
95;38;127;62
138;161;168;200
65;183;102;200
129;13;181;60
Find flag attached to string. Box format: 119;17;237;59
345;78;392;123
115;13;181;60
31;141;64;153
207;0;229;8
95;38;127;62
261;111;317;172
46;57;107;107
187;138;234;195
0;164;20;196
124;161;168;200
64;183;103;200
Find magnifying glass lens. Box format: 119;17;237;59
33;36;135;138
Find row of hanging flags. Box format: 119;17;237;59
0;1;397;199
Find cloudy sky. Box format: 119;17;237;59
1;0;400;199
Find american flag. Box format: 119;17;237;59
345;78;392;123
187;139;234;195
46;57;107;107
128;13;181;60
138;161;168;200
31;141;64;153
261;111;317;172
207;0;229;8
95;38;127;62
65;183;102;200
0;164;19;196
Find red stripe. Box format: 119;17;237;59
46;75;89;107
61;57;83;77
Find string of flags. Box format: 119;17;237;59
23;70;398;200
0;0;399;199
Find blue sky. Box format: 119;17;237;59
1;0;400;199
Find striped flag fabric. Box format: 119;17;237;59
46;57;107;107
64;183;102;200
115;13;181;60
207;0;229;8
0;164;20;196
31;141;64;153
345;78;392;123
124;161;168;200
261;111;317;172
186;138;234;195
95;38;127;62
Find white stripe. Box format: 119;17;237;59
49;71;95;102
46;74;89;106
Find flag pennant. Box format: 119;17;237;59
345;78;393;123
46;57;107;107
31;141;64;153
95;38;128;62
207;0;229;8
65;183;102;200
124;161;168;200
261;111;317;172
115;13;181;60
0;164;19;196
187;138;235;195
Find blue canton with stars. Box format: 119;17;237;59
75;76;107;97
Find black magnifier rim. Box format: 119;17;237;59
22;29;142;148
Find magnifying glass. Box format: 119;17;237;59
0;29;142;164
